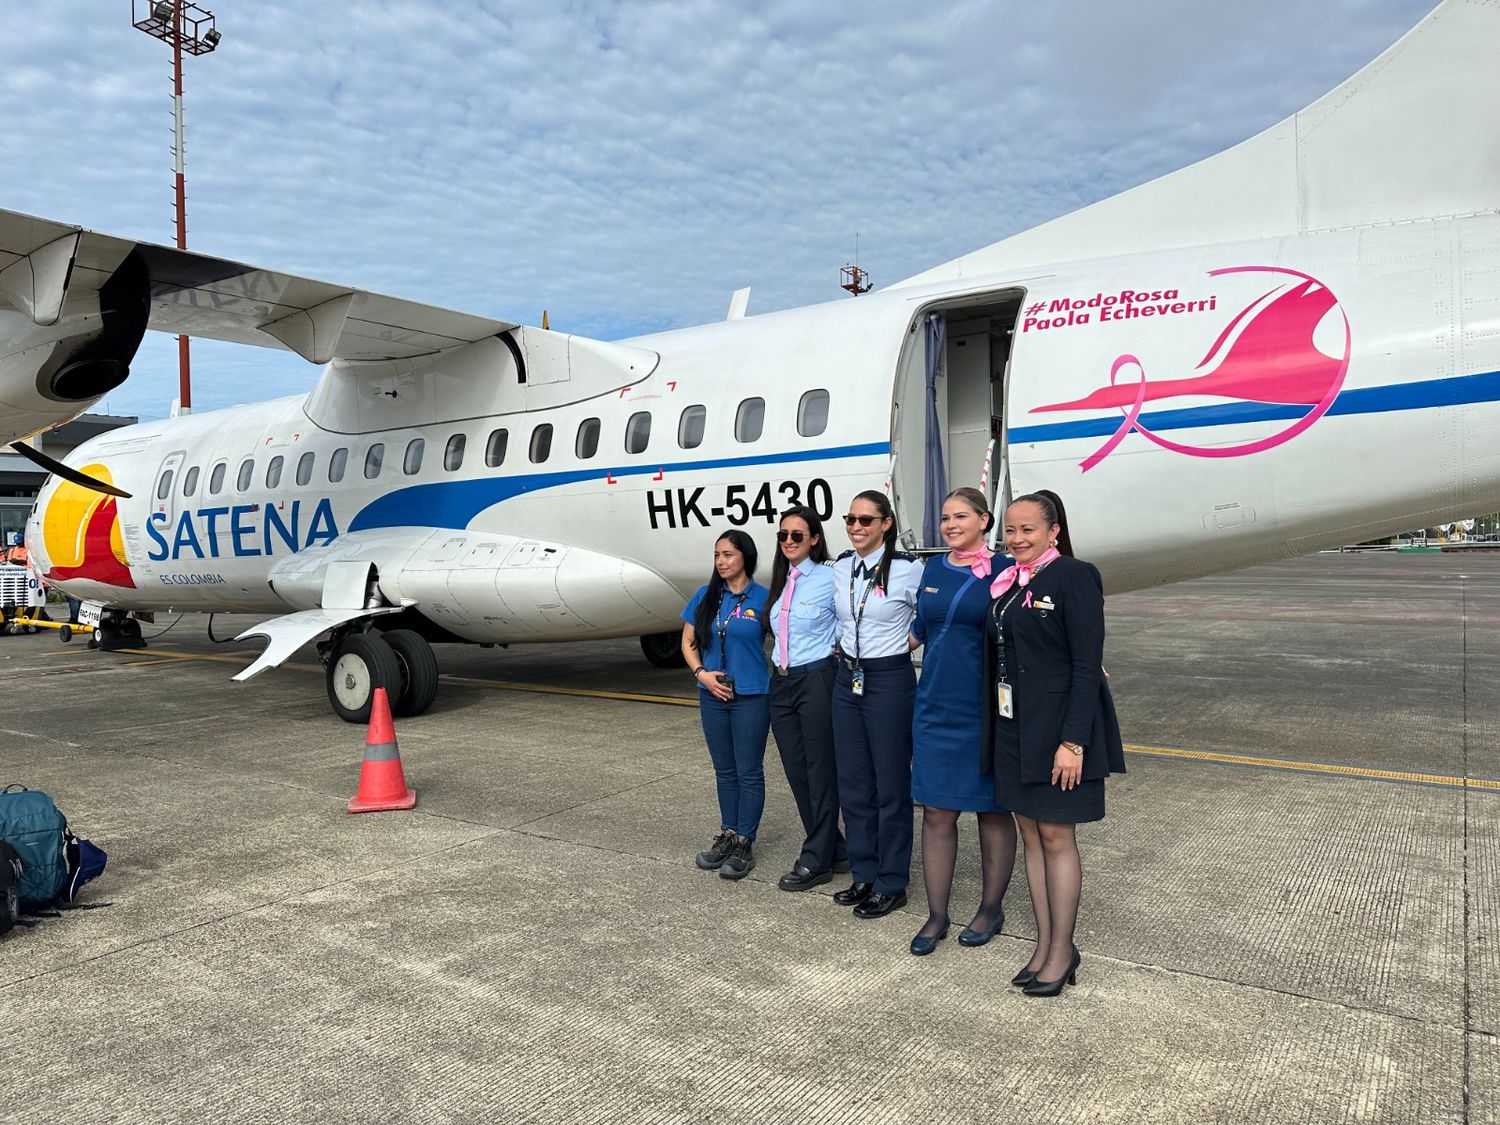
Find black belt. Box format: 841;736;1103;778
835;651;911;672
773;655;835;679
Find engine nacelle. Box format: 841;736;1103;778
0;250;148;443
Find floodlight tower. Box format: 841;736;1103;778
132;0;221;415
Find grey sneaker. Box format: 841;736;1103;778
720;836;755;880
696;829;736;870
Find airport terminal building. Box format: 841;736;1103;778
0;413;136;543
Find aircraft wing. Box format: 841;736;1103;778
0;206;515;365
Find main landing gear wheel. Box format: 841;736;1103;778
326;632;403;724
640;631;686;669
384;629;439;718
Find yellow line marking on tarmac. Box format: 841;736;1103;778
105;647;1500;791
1123;744;1500;791
123;658;186;668
441;673;698;707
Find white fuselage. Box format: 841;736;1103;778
28;216;1500;644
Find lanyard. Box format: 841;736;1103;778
848;568;879;665
990;587;1024;682
718;590;748;669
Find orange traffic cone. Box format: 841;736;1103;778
347;687;417;813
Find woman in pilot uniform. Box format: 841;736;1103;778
984;490;1125;996
830;489;923;919
906;486;1017;956
763;505;848;891
679;529;772;882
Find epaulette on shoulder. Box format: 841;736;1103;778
892;550;920;562
834;549;855;561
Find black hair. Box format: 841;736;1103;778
850;489;899;592
1010;490;1073;556
691;529;760;651
763;506;830;636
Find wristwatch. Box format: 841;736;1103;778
1061;741;1083;756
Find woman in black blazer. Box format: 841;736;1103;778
982;490;1125;997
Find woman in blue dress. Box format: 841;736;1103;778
906;487;1018;956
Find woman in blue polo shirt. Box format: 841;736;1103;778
679;529;771;880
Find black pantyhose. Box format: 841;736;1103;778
917;806;958;939
1018;816;1083;980
965;811;1017;933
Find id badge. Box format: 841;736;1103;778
851;671;865;697
996;681;1014;719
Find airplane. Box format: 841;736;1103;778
19;0;1500;723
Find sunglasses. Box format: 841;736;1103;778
776;529;808;543
843;514;883;527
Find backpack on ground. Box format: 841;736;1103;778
0;785;108;911
0;841;21;934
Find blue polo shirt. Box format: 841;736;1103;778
682;580;771;696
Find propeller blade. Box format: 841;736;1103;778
9;442;131;498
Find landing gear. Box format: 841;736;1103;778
640;631;686;669
89;612;144;652
384;629;439;718
321;625;442;723
325;632;402;724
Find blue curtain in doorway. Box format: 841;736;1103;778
922;312;947;545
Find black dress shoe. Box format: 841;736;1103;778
852;890;908;918
1023;946;1081;997
777;864;832;892
832;881;874;906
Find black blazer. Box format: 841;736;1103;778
980;555;1126;786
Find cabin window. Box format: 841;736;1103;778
625;411;652;454
529;423;553;463
797;389;830;438
404;438;425;475
735;397;765;443
485;428;509;467
445;434;465;471
296;451;315;487
208;462;227;495
365;444;384;479
266;456;284;489
678;405;706;449
156;469;174;501
182;466;199;497
328;447;348;483
236;459;254;492
576;418;601;459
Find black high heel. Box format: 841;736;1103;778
1009;967;1038;988
1022;947;1080;997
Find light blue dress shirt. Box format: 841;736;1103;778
770;558;837;670
831;544;922;660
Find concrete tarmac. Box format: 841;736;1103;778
0;551;1495;1123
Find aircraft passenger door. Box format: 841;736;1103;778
152;450;187;526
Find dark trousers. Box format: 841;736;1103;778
769;658;846;872
832;660;916;895
699;691;770;839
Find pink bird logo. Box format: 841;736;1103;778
1031;266;1351;471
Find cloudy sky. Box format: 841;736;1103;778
2;0;1435;420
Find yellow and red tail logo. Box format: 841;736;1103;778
42;465;136;588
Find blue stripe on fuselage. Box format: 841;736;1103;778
349;440;891;532
1007;370;1500;444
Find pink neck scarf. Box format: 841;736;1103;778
990;547;1060;598
950;547;992;580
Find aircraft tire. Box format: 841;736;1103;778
326;632;403;724
640;631;686;669
384;629;439;718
